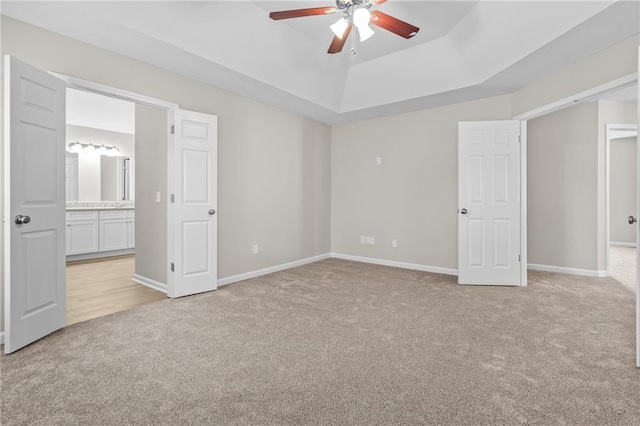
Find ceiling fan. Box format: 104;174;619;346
269;0;419;54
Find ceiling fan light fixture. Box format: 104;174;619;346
358;24;375;42
330;17;349;39
352;7;371;29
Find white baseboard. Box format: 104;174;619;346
132;274;168;293
217;253;331;287
528;263;607;278
0;331;4;345
67;249;135;262
611;242;637;248
331;253;458;276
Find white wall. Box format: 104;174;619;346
331;95;512;271
610;137;637;244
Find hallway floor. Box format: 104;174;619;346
610;245;636;293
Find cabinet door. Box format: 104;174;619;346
127;220;135;249
66;220;99;255
99;219;128;252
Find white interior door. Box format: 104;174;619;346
458;121;521;286
636;47;640;368
4;56;66;353
169;109;218;298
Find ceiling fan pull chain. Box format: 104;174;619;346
351;22;357;54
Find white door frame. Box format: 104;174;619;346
605;123;638;276
49;73;179;295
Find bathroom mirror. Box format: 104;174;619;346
66;153;135;202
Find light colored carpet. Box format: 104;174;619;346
1;259;639;425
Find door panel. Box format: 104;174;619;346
458;121;521;286
5;56;66;353
170;109;218;298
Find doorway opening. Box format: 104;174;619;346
606;123;638;293
64;88;166;324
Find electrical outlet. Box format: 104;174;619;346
252;244;259;255
365;236;375;245
376;157;382;166
155;191;161;203
360;236;366;244
392;239;398;248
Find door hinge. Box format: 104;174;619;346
171;125;175;134
170;194;175;203
518;135;521;143
171;263;175;272
518;254;521;262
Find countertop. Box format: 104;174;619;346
66;202;135;211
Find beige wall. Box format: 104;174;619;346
511;35;639;117
135;104;168;284
0;17;332;333
527;102;601;271
528;100;637;272
0;16;636;337
331;95;512;271
610;137;637;244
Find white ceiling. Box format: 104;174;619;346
67;88;135;134
2;1;638;124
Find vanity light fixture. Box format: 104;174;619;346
66;141;121;156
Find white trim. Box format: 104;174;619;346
166;113;175;297
66;249;135;263
132;274;168;294
50;72;179;110
528;263;607;278
520;120;528;287
0;332;4;345
611;242;637;248
513;73;637;121
217;253;331;287
331;253;458;276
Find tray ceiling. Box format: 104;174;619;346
2;1;638;124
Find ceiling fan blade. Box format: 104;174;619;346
328;24;352;54
370;11;419;39
269;7;337;20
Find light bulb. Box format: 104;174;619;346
352;7;371;29
358;24;375;42
69;142;82;153
330;17;349;39
98;145;109;155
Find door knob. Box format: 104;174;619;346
14;215;31;225
208;209;216;216
629;215;637;225
458;208;468;215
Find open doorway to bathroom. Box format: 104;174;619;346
65;88;165;324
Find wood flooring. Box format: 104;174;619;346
66;255;166;325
